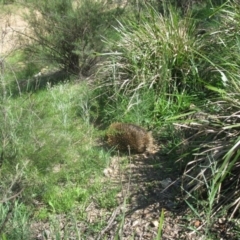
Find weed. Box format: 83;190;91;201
44;186;88;213
35;208;49;221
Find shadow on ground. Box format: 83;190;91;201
12;70;72;95
98;138;190;239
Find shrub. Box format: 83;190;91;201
22;0;123;75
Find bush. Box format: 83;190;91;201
0;0;15;4
22;0;123;75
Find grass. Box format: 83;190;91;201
0;201;30;240
0;1;18;12
95;2;223;127
155;209;164;240
0;66;119;238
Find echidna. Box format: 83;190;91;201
107;122;154;153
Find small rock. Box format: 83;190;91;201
103;168;113;177
151;220;159;228
218;217;226;224
160;178;172;188
36;233;43;240
132;219;139;227
135;227;142;237
194;220;201;227
116;192;123;199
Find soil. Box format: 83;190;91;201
0;8;27;56
95;151;186;240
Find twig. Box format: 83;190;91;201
0;188;24;203
96;206;121;240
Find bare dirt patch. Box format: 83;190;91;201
0;7;28;55
92;147;239;240
97;151;186;240
30;149;187;240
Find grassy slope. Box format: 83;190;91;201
0;76;119;238
0;2;121;239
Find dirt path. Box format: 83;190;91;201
95;151;187;240
30;149;188;240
